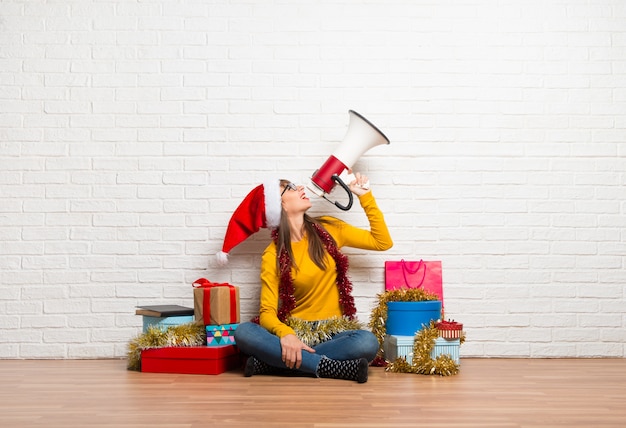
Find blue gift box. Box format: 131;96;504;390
142;315;195;332
206;323;238;346
385;301;442;336
384;334;460;365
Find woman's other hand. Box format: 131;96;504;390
279;334;315;369
348;170;371;196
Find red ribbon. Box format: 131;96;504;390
192;278;237;325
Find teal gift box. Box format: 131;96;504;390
206;323;238;346
431;337;460;364
142;315;195;332
384;334;415;363
384;334;460;365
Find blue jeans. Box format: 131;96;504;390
233;321;379;376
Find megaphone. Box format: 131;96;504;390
307;110;390;210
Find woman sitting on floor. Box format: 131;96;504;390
218;172;393;383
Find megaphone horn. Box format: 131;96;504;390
308;110;390;211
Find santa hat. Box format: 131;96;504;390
216;178;282;265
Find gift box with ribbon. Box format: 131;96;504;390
193;278;240;326
435;320;463;340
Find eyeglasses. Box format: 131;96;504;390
281;182;298;197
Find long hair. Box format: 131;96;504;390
276;179;337;272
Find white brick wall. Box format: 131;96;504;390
1;0;625;359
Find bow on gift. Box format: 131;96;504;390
192;278;238;325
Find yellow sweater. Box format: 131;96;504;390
259;192;393;338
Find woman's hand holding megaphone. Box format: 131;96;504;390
347;169;371;196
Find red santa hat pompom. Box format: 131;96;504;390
216;178;282;266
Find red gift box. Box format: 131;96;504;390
435;320;463;340
141;345;241;375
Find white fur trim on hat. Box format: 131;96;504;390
216;251;229;266
263;178;281;228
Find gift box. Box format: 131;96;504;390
141;345;241;375
431;337;460;364
206;323;238;346
384;334;460;365
385;301;442;336
142;315;195;333
384;334;415;364
193;279;240;326
435;320;463;340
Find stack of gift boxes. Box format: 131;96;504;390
137;278;242;375
382;299;462;365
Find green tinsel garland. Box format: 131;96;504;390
368;289;466;376
288;316;363;347
127;322;206;371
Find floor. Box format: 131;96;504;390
1;358;625;427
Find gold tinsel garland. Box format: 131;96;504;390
385;321;466;376
288;316;363;347
127;317;363;371
368;289;466;376
127;322;206;371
